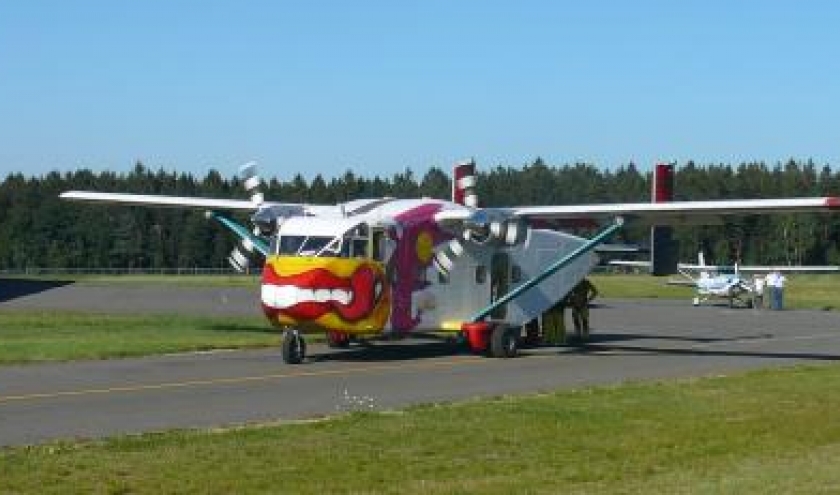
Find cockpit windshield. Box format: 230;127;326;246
277;235;334;256
274;222;380;259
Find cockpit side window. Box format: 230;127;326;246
300;236;333;256
278;235;305;255
277;235;334;256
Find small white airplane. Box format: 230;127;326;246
60;161;840;363
612;252;840;307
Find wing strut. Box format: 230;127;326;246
206;211;270;257
469;217;624;323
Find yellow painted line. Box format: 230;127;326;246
0;355;495;404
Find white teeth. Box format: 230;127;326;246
275;285;299;308
262;285;353;309
298;288;314;302
332;289;351;305
314;289;332;303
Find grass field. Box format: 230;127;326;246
0;312;279;364
2;364;840;493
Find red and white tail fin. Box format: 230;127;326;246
650;162;678;275
452;160;478;208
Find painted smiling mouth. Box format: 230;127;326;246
261;265;385;322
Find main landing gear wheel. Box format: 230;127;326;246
281;330;306;364
490;324;519;358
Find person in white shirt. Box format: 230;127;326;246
766;270;787;310
752;275;765;309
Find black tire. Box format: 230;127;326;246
281;330;306;364
490;324;518;358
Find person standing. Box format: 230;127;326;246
769;271;778;309
773;270;787;310
766;270;787;310
569;278;598;340
542;297;567;345
752;275;765;309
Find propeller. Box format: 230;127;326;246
432;160;529;277
226;162;269;273
240;161;265;206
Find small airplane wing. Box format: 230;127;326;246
508;197;840;224
608;260;652;268
675;263;840;273
729;265;840;273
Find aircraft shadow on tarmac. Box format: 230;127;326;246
575;334;840;361
586;332;774;344
309;330;816;363
0;278;74;303
311;338;469;363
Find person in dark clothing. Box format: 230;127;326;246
568;278;598;340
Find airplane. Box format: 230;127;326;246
611;252;840;308
59;161;840;363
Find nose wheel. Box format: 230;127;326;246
281;330;307;364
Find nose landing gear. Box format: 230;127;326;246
281;330;307;364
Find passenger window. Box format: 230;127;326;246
475;265;487;284
372;231;384;260
352;239;368;257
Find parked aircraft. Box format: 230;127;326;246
60;161;840;363
612;252;840;307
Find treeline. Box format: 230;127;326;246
1;159;840;270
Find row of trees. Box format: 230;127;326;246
2;159;840;270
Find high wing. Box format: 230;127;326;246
59;190;326;269
61;191;276;211
508;197;840;224
58;190;339;219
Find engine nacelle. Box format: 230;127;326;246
433;213;529;276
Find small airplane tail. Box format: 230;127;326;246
650;163;678;275
698;251;711;279
452;160;478;207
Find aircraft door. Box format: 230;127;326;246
490;252;510;319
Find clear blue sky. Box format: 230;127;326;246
2;1;839;180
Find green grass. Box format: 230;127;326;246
590;273;697;300
591;273;840;310
2;364;840;493
0;312;280;364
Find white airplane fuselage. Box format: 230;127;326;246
693;273;752;306
258;198;595;338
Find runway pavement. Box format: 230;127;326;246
2;282;840;447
